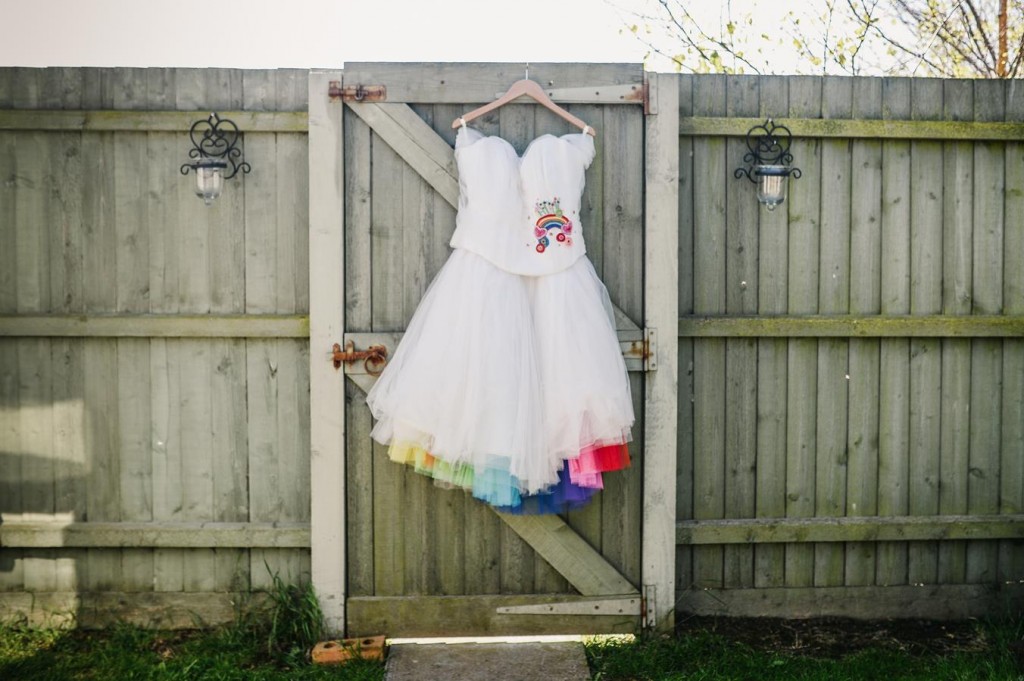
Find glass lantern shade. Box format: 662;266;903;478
735;119;800;210
754;164;790;211
180;113;250;205
193;160;226;206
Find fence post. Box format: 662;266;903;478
642;72;680;631
308;69;347;636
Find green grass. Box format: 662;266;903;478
585;618;1024;681
0;577;385;681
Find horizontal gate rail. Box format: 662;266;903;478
0;109;308;132
679;584;1024;620
679;115;1024;141
679;314;1024;338
0;314;309;338
678;514;1024;545
0;520;310;548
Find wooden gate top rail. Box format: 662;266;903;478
678;514;1024;545
680;314;1024;338
341;62;644;103
681;115;1024;141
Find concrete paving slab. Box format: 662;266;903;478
385;641;591;681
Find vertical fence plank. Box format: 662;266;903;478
18;339;56;596
722;76;759;590
173;71;218;597
116;334;152;593
784;76;821;589
602;99;645;589
50;74;85;318
691;75;727;591
999;85;1024;585
579;102;606;280
0;336;22;594
48;69;88;595
938;79;974;584
147;119;183;594
344;109;375;600
243;78;283;591
907;79;944;586
209;335;249;594
369;117;409;598
52;345;86;597
10;71;58;595
0;129;16;313
876;78;912;586
399;106;437;595
676;74;696;596
752;75;789;589
967;80;1005;584
845;77;882;587
815;77;852;587
240;80;280;593
112;73;155;594
0;114;20;595
179;340;216;594
277;113;312;587
80;110;121;591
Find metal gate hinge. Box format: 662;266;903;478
331;340;388;374
642;73;654;115
328;82;387;102
644;328;657;371
643;584;657;630
623;328;657;372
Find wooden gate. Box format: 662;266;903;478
307;64;678;636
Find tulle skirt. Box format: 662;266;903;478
365;248;633;513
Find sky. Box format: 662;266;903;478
0;0;664;69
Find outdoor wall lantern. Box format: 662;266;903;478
180;112;251;206
734;118;801;211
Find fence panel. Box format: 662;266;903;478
0;67;310;627
677;74;1024;619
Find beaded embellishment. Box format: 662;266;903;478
533;198;574;253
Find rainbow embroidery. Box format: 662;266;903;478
533;198;573;253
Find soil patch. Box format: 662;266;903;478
676;616;991;658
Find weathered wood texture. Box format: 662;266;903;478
5;65;1021;629
0;68;311;619
339;64;646;629
677;75;1024;620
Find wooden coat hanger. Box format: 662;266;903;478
452;67;596;136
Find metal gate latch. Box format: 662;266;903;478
328;82;387;102
332;340;388;375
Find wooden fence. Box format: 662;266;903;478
0;68;312;627
676;75;1024;618
0;66;1021;628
